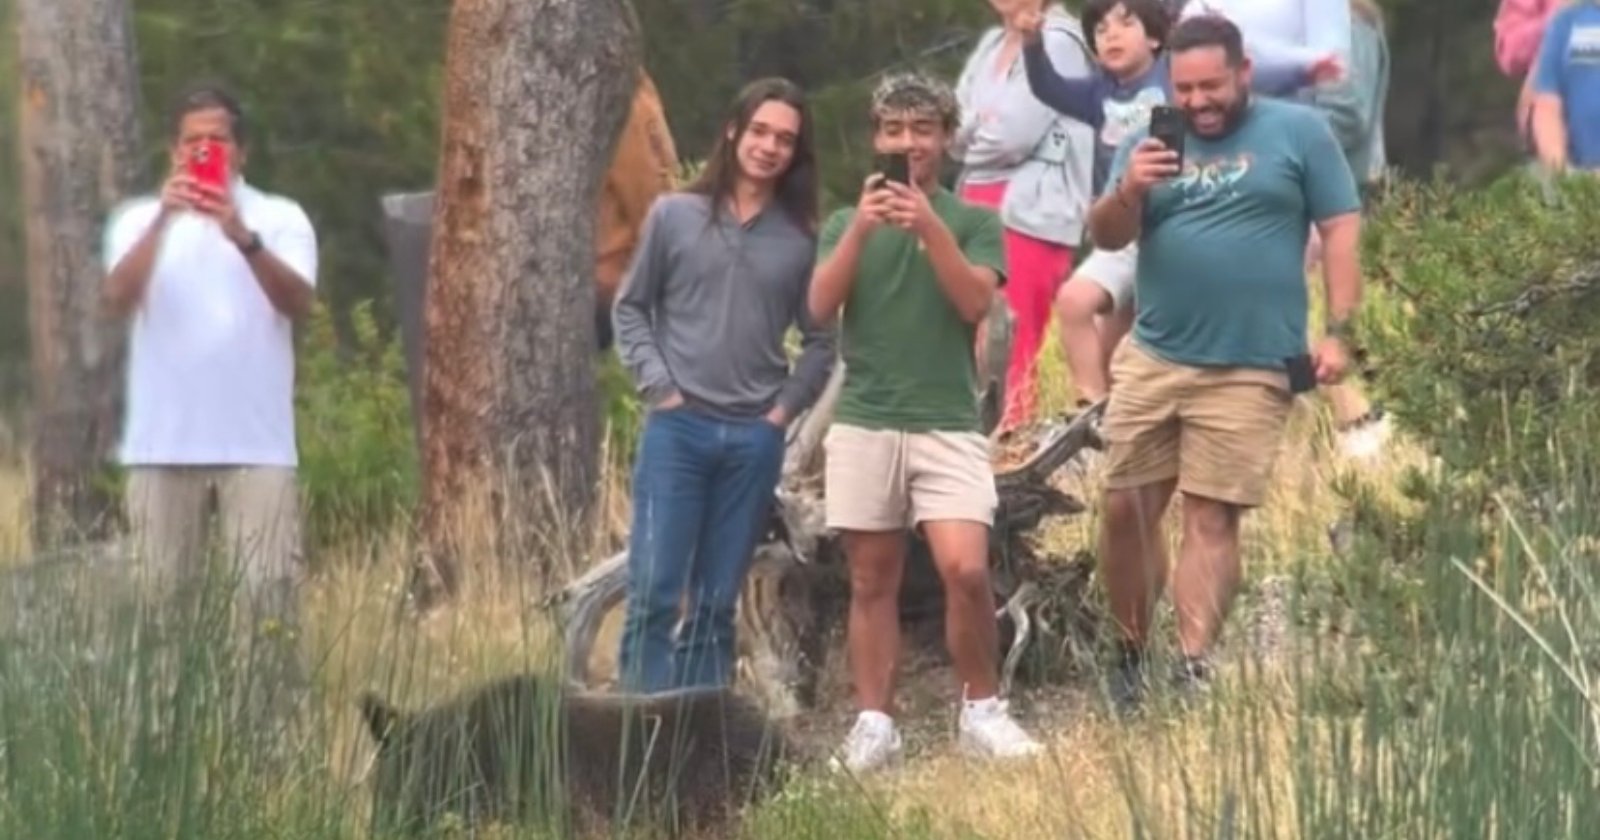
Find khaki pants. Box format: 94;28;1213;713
125;466;309;742
124;463;304;629
126;466;303;598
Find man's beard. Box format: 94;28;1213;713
1185;89;1251;138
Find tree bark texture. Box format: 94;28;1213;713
0;3;23;290
15;0;142;545
418;0;641;597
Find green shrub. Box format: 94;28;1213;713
598;350;646;467
1305;171;1600;674
294;300;650;551
1359;171;1600;483
294;299;418;551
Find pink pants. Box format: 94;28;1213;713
960;181;1076;431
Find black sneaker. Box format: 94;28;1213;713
1106;650;1150;718
1171;655;1214;706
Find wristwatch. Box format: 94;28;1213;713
238;230;264;256
1326;316;1357;344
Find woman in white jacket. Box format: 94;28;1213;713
1178;0;1351;80
952;0;1096;434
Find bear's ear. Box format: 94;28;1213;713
359;691;402;746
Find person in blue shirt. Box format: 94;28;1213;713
1013;0;1333;409
1084;14;1363;714
1532;0;1600;171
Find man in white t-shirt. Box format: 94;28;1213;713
101;83;317;637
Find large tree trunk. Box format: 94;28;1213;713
415;0;641;604
14;0;141;546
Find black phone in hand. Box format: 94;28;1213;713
1148;105;1186;164
874;152;910;187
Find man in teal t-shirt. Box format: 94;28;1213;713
1085;14;1364;714
806;72;1043;775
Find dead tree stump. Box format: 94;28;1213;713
552;338;1107;715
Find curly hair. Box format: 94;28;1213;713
870;71;960;131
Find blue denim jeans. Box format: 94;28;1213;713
617;406;786;693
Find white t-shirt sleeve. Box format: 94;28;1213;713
103;198;159;272
266;200;319;287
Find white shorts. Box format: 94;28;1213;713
1073;243;1137;313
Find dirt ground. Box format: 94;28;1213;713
783;616;1106;762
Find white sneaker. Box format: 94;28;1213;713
958;696;1043;759
1338;412;1391;462
829;710;903;775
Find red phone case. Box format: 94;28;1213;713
188;140;228;190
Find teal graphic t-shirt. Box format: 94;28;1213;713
1107;97;1361;370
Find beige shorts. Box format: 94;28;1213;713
823;423;998;531
1101;341;1294;508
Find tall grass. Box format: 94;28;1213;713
1159;463;1600;838
0;556;358;837
1;334;1595;837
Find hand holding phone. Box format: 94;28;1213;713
1148;105;1186;164
874;152;910;189
187;139;229;192
1120;140;1181;195
852;172;894;234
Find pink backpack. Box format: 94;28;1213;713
1494;0;1561;78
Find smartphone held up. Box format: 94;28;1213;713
874;152;910;189
187;139;230;192
1148;105;1185;165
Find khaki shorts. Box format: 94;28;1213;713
1101;341;1294;508
823;423;998;531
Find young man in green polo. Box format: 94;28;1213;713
808;73;1044;774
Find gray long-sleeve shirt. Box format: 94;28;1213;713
612;192;836;420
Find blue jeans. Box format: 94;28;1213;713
617;407;786;692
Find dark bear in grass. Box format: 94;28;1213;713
359;673;797;837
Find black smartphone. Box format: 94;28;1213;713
875;152;910;187
1284;354;1317;395
1148;105;1186;164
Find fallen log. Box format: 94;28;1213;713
550;358;1107;716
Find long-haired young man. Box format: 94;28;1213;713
612;77;836;692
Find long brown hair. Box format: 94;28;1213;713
685;77;819;235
